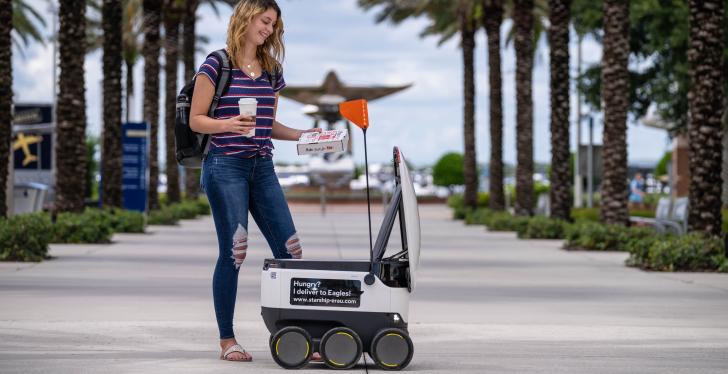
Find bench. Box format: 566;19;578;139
630;197;688;235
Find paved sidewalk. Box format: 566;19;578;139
1;204;727;373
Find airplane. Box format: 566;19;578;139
12;133;42;167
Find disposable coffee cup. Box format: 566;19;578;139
238;98;257;137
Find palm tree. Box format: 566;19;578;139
599;0;629;225
182;0;199;200
459;0;478;210
180;0;235;200
514;0;534;217
56;0;88;213
2;0;48;216
163;0;182;204
357;0;479;209
101;0;123;208
687;0;724;236
0;0;12;217
482;0;504;211
143;0;161;210
547;0;571;220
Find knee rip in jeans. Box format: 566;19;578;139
231;224;248;269
286;233;302;259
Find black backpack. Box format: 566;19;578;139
175;49;232;168
174;49;281;168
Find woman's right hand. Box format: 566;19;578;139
219;114;255;135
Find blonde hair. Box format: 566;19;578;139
226;0;285;74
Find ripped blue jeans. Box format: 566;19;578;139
201;152;301;339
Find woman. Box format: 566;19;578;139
189;0;320;362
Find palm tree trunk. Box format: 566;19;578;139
0;0;11;217
599;0;629;225
483;0;505;211
722;96;728;207
183;0;199;200
687;0;724;236
460;1;478;210
125;59;133;123
143;0;161;210
101;0;123;209
163;2;181;204
56;0;88;213
514;0;534;216
548;0;571;221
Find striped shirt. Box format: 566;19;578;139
196;54;286;158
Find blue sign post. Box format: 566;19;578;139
122;122;149;212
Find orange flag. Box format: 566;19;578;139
339;99;369;130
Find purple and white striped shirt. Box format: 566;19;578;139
196;54;286;158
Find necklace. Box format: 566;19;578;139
242;57;257;77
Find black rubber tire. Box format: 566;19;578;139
370;328;414;371
320;327;363;369
270;326;313;369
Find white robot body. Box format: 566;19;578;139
261;266;411;322
261;147;420;370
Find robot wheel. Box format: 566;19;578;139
269;326;312;369
369;328;413;370
320;327;363;369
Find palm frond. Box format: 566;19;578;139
11;0;48;49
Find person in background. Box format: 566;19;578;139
629;173;646;209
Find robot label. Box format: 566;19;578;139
290;278;362;308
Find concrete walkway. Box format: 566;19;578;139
1;203;727;373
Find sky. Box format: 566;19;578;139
11;0;672;169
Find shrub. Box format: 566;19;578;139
486;212;530;233
565;222;652;251
624;233;673;268
465;208;493;225
477;192;490;208
447;194;469;220
448;193;490;220
629;209;655;218
195;197;211;215
170;201;199;219
52;209;114;244
105;208;145;233
433;152;464;188
571;208;600;222
519;217;568;239
571;208;601;222
148;206;180;225
628;233;727;272
0;213;53;262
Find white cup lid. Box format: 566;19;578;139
238;98;257;105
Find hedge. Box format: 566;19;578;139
627;233;728;272
0;213;53;261
564;222;655;251
52;209;114;244
518;217;568;239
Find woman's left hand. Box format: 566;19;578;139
301;128;323;134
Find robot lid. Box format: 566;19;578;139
395;147;421;291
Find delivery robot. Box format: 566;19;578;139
260;146;421;370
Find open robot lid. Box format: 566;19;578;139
371;147;421;291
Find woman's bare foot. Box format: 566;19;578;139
311;352;322;361
220;338;253;361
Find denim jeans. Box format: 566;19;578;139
201;152;301;339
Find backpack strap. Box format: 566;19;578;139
200;49;232;157
208;49;232;117
269;64;280;91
